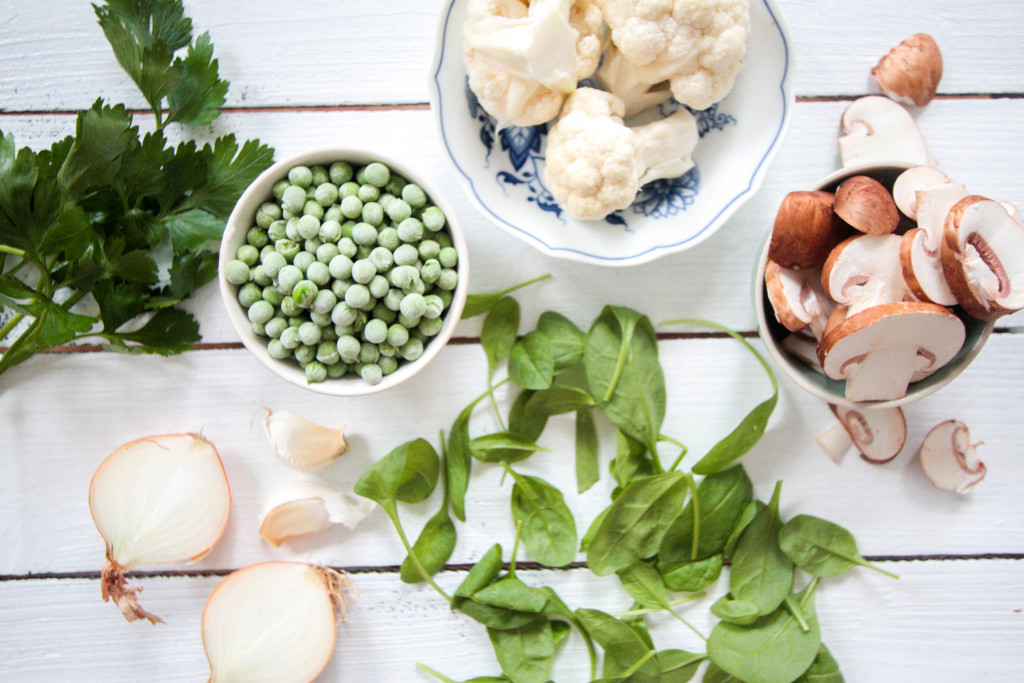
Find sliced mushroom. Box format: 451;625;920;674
822;234;912;317
259;480;375;547
816;404;907;464
833;175;900;235
768;191;849;269
1001;201;1023;227
838;96;938;169
892;166;950;220
765;260;834;340
899;182;969;306
941;196;1024;320
919;420;986;494
871;34;944;107
817;301;965;402
782;332;825;373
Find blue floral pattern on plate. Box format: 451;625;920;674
466;80;737;228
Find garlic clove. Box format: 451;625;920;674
260;480;376;547
89;433;232;623
262;409;348;471
203;562;353;683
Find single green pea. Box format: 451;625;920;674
282;184;307;212
383;287;405;311
351;259;377;285
247;227;270;249
438;246;459;268
265;316;289;339
331;279;351;299
385;174;407;196
294;344;317;365
310;310;333;327
319;220;343;244
368;274;390;300
362;162;390;188
238;282;262;308
251;265;272;287
316;243;340;265
306;261;332;286
303;199;325;221
340;195;363;219
305;360;328;383
248;300;275;325
420;258;441;284
361;202;385;226
351;309;369;333
304;238;322;254
418;239;440;260
399;292;427;319
267;220;287;242
436;231;453;248
351;222;378;246
282;206;298;221
260;245;277;263
223;259;250;285
235;244;258;267
275;239;301;262
316;340;340;365
437;268;458;291
339;181;360;198
372;302;397;324
280;326;301;350
298;321;322;346
377;226;400;251
328;254;354;281
386;198;413;223
284;217;302;241
367;246;394;272
337;335;361;363
296;214;320;241
397;312;421;329
288;316;305;328
377;193;395;213
267;338;290;360
292;280;319;308
314;183;339;207
331;301;358;327
280;296;302;317
312;289;338;315
402;183;428;208
260;250;287;277
437;289;453;308
393;243;418;266
363;318;388;345
386;323;410;347
379;355;399;376
337;237;358;258
310;165;330;186
324;205;344;224
273;179;291;199
401;337;424;361
360;363;383;386
389;264;419;290
262;286;285;307
326;362;347;379
288;165;313;188
421;206;446;232
330;161;354;185
418;316;444;337
422;293;445;319
377;341;398;357
397;217;424;243
321;326;339;342
357;184;380;202
344;283;371;309
359;341;381;364
256;202;282;228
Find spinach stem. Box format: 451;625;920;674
508;518;523;576
0;245;26;257
619;649;657;677
660;318;779;395
387;505;452;602
414;663;458;683
669;610;708;642
576;617;599;681
611;593;706;618
784;595;810;633
685;472;701;561
799;577;821;610
601;336;631;403
0;312;24;343
495;272;552;297
861;560;900;580
661;434;688;472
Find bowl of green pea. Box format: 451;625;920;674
219;148;468;396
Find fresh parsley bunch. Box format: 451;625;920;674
0;0;273;379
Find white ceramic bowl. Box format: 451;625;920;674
430;0;795;266
219;148;469;397
753;163;995;409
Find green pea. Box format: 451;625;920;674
422;293;445;319
358;184;380;202
292;280;319;308
352;259;377;285
351;222;378;246
418;316;444;337
314;183;339;207
420;258;441;284
330;161;354;185
438;246;458;268
372;302;397;324
311;165;330;186
288;166;313;188
267;338;290;359
386;198;412;223
337;237;358;258
361;202;385;226
368;274;390;300
280;296;302;317
397;217;423;243
267;220;287;242
378;341;398;357
379;355;399;376
247;227;270;249
332;301;358;327
344;284;371;309
360;363;383;386
359;342;380;364
275;239;301;262
327;362;347;378
421;206;446;232
238;282;262;308
280;326;300;350
305;361;328;383
331;279;352;299
402;183;428;208
385;174;407;197
339;181;360;198
362;162;390;187
437;268;458;291
310;310;333;327
324;205;344;224
393;243;418;266
363;318;388;345
223;260;250;285
340;195;363;219
303;199;325;221
312;289;338;315
265;316;289;339
251;265;272;287
401;337;424;361
383;288;405;311
319;220;343;243
337;335;361;363
306;261;331;286
262;286;285;307
298;321;322;346
316;340;340;365
273;179;291;199
377;227;400;250
248;300;275;325
282;185;307;212
418;239;440;260
294;344;316;364
386;323;410;347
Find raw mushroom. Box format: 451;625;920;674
942;196;1024;320
871;34;943;107
764;260;834;340
919;420;986;493
816;404;907;464
782;332;825;373
899;181;968;306
892;166;950;220
822;234;911;317
833;175;900;235
838;96;938;169
767;190;848;269
817;301;965;402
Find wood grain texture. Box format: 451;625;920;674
1;559;1022;681
2;334;1021;576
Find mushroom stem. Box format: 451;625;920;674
816;420;853;464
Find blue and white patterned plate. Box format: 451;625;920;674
429;0;795;266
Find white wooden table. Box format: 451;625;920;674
2;1;1023;681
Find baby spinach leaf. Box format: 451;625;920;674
459;599;547;632
579;507;609;553
587;472;688;576
660;466;754;563
474;576;550;614
703;662;742;683
575;608;652;677
649;649;704;683
471;433;548;464
610;431;657;491
779;515;899;579
454;544;504;601
707;586;821;683
796;643;845;683
616;561;672;611
729;484;793;616
658;553;723;592
551;619;572;649
400;505;457;583
354;437;439;511
460;274;551;319
447;405;474;522
710;596;761;626
537;310;585;372
575;407;600;493
723;501;762;561
488;618;556;683
524;385;596;418
585;306;666;454
481;296;520;379
509;330;554;390
510;472;578;567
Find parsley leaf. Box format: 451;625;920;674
166;32;229;127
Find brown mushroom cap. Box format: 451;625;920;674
941;195;1024;320
817;301;965;402
918;420;986;494
830;404;907;464
834;176;900;235
765;260;833;339
768;191;849;269
871;34;944;107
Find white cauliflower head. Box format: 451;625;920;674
597;0;750;110
463;0;604;128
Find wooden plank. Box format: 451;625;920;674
1;99;1022;346
2;333;1021;575
2;1;1023;113
1;558;1022;681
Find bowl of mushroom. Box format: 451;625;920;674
754;161;1024;408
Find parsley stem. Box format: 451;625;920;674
0;245;26;258
0;313;24;344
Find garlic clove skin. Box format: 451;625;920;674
262;409;348;471
89;433;232;623
203;562;352;683
259;480;376;547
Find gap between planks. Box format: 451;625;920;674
4;553;1023;583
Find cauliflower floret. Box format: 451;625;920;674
463;0;605;128
597;0;750;111
543;88;699;220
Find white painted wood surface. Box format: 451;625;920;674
2;1;1023;681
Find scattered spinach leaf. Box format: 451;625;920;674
537;310;585;372
779;515;899;579
509;330;555;390
471;432;549;464
658;553;724;593
509;471;578;567
460;274;551;320
660;466;754;563
487;618;556;683
575;407;600;493
728;483;794;616
710;596;761;626
796;643;845;683
481;296;520;381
